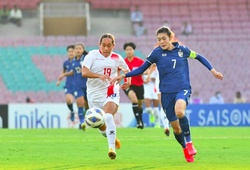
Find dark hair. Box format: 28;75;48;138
99;33;115;45
66;45;74;51
236;91;241;97
74;42;88;55
156;26;172;37
123;42;136;50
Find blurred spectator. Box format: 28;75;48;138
131;5;144;35
134;22;147;37
181;21;192;36
233;91;246;103
26;97;34;103
10;5;22;27
190;91;203;104
0;5;10;24
131;5;143;25
163;20;170;28
209;91;224;104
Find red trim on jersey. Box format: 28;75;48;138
107;84;114;97
111;53;119;59
124;56;144;86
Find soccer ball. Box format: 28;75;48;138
85;108;105;128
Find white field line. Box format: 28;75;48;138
0;135;250;143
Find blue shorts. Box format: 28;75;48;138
73;86;87;100
161;88;191;122
64;86;74;95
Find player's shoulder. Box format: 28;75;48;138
88;49;99;55
85;50;101;59
149;46;162;56
110;52;123;60
177;43;191;52
134;56;144;62
72;57;77;62
63;59;69;64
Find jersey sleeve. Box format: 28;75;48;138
118;55;130;72
179;45;197;59
182;46;213;70
146;48;158;64
82;51;94;69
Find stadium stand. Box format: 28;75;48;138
0;0;249;103
0;0;40;9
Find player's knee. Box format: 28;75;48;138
175;109;185;118
131;98;138;103
129;95;138;103
175;104;185;118
76;99;85;107
173;127;182;134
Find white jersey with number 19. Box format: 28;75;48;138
82;49;129;103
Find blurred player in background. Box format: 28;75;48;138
123;42;145;129
112;26;223;162
143;64;160;127
56;45;75;121
58;42;88;130
82;33;130;160
146;64;170;136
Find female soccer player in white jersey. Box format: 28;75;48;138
82;33;130;160
112;26;223;163
145;64;170;135
143;64;160;126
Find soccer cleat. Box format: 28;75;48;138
70;112;75;122
108;148;116;160
136;122;144;129
186;142;197;156
79;123;86;131
149;113;155;124
115;138;121;149
183;148;194;162
155;123;161;128
164;128;170;136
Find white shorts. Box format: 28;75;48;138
144;84;158;100
88;93;120;109
155;74;160;94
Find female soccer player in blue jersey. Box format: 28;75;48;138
59;42;88;130
112;26;223;162
56;45;76;122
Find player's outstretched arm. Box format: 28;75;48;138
211;68;223;80
194;54;223;80
112;74;126;84
112;61;151;84
120;69;131;90
58;70;74;82
56;70;66;86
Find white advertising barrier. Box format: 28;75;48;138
8;103;135;129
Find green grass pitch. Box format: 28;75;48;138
0;127;249;170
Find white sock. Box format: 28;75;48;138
104;113;116;150
153;107;160;126
98;129;107;137
145;107;153;114
160;107;169;129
